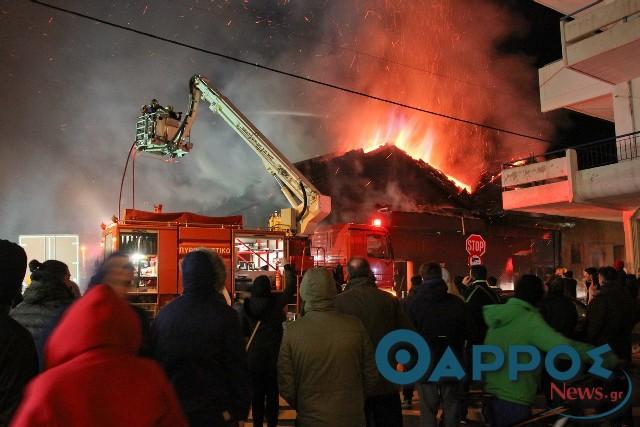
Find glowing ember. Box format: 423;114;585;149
361;113;472;193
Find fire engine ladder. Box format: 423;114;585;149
136;75;331;236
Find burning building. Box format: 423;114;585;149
296;144;624;289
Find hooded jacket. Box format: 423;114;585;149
278;268;378;427
334;275;412;395
482;298;599;406
239;268;296;373
151;251;250;426
587;280;634;361
11;285;186;427
408;277;467;369
10;274;74;343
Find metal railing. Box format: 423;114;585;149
615;131;640;161
503;131;640;171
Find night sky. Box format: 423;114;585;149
0;0;614;255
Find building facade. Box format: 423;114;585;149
502;0;640;272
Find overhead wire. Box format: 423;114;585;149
172;0;517;97
31;0;553;144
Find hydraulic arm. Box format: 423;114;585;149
134;75;331;236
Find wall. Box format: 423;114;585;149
386;212;626;292
560;219;625;276
385;212;558;288
575;156;640;202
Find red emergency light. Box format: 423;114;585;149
372;218;382;227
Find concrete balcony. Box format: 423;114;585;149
502;132;640;222
561;0;640;84
539;60;614;121
536;1;640;121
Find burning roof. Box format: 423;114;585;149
299;144;586;234
296;144;574;232
295;144;483;224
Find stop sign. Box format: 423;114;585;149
465;234;486;256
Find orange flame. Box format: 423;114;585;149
361;113;472;193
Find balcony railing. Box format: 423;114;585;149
503;130;640;171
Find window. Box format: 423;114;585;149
367;234;392;259
119;231;158;255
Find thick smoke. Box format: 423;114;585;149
291;0;553;187
0;0;552;255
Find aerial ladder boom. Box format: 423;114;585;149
134;75;331;236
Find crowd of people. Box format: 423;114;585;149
0;236;639;426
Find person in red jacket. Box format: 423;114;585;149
11;284;187;427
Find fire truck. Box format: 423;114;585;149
102;75;393;316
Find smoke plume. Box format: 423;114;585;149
0;0;552;256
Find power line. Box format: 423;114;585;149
173;0;516;96
31;0;553;143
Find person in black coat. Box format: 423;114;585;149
0;239;38;426
408;262;467;427
400;275;423;409
539;277;579;407
587;266;634;362
463;265;501;346
460;265;499;423
539;277;578;338
588;267;634;427
239;266;296;427
151;250;250;427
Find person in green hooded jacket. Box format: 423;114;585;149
278;267;379;427
482;274;616;427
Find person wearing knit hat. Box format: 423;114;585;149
10;259;75;346
0;239;38;424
